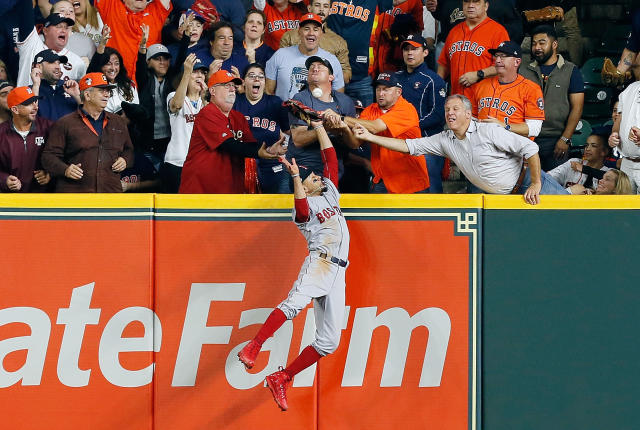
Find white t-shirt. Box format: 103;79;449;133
76;13;104;47
17;28;87;86
617;80;640;159
265;46;344;102
106;85;140;114
164;92;203;167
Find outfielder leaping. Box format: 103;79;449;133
238;119;349;411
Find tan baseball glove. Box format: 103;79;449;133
601;57;632;87
523;6;564;23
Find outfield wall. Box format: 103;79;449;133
0;194;638;430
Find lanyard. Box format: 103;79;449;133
80;111;108;137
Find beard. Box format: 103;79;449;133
533;49;553;64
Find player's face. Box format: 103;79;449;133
303;173;326;195
307;62;333;85
462;0;488;21
531;34;556;64
309;0;331;22
40;61;63;83
402;45;427;68
375;85;401;110
0;86;14;111
124;0;147;13
299;23;322;51
596;170;617;194
583;138;607;163
211;27;234;59
444;98;472;131
244;67;266;100
101;54;120;83
244;12;266;40
43;23;71;51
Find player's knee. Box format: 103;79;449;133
313;337;340;356
277;304;299;320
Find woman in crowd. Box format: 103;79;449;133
549;133;610;192
0;59;9;82
233;63;290;193
161;53;208;193
236;10;275;66
569;169;632;195
71;0;103;47
88;26;139;114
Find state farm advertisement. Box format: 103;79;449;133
1;213;477;430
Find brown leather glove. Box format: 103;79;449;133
601;57;632;87
523;6;564;23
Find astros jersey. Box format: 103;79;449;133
294;171;350;261
327;0;393;81
179;104;256;194
471;75;545;127
262;2;305;50
438;17;509;100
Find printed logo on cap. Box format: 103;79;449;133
36;56;43;63
26;88;33;94
102;74;108;82
85;78;92;86
377;73;391;81
407;35;415;40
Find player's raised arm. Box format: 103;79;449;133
312;120;339;187
280;156;310;222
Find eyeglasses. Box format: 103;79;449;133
247;73;265;80
215;82;236;89
92;87;112;94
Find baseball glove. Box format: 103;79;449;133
601;57;631;87
283;99;324;124
523;6;564;23
190;0;219;28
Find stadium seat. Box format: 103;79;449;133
582;85;614;122
567;119;592;158
581;57;606;86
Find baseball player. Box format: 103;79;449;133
470;41;545;139
437;0;509;100
237;120;349;411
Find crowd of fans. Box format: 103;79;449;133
0;0;638;197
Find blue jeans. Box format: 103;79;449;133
345;76;374;107
425;154;445;193
520;169;569;195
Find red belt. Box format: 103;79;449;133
511;161;529;194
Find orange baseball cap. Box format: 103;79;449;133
207;69;243;87
7;86;39;109
78;73;116;91
299;13;323;27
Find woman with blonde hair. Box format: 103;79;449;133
570;169;632;195
71;0;104;47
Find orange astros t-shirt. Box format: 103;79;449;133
360;96;429;193
262;3;306;50
438;17;509;100
470;75;544;134
95;0;172;84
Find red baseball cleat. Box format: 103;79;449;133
238;340;261;369
265;368;291;411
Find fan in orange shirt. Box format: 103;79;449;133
333;72;429;193
254;0;308;50
470;41;545;140
437;0;509;100
94;0;172;84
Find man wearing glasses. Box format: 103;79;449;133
179;69;286;193
42;72;134;192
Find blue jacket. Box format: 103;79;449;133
37;80;79;122
395;63;447;137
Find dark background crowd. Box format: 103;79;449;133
0;0;638;195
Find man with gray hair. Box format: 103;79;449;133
42;72;134;192
353;94;569;204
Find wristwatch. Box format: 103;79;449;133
476;69;485;81
505;124;511;131
560;136;571;145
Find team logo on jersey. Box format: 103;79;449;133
330;2;371;22
439;88;446;98
35;136;44;146
537;97;544;110
449;8;465;24
478;97;516;116
267;20;299;33
448;41;485;58
316;205;343;223
85;78;92;86
63;62;72;71
413;82;421;89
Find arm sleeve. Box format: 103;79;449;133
135;52;149;91
525;119;543;137
491;126;539;159
14;0;35;43
568;66;585;94
218;138;262;158
321;147;339;187
547;161;570;184
87;50;108;73
524;84;545;120
294;198;310;223
406;135;446;157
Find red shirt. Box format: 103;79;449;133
180;104;256;194
438;17;509;100
360;96;429;193
95;0;172;84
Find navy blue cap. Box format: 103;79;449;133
488;41;522;58
401;34;428;49
373;72;402;88
44;13;75;28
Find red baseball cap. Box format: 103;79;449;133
299;13;323;27
207;69;243;87
78;72;116;91
7;86;39;109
